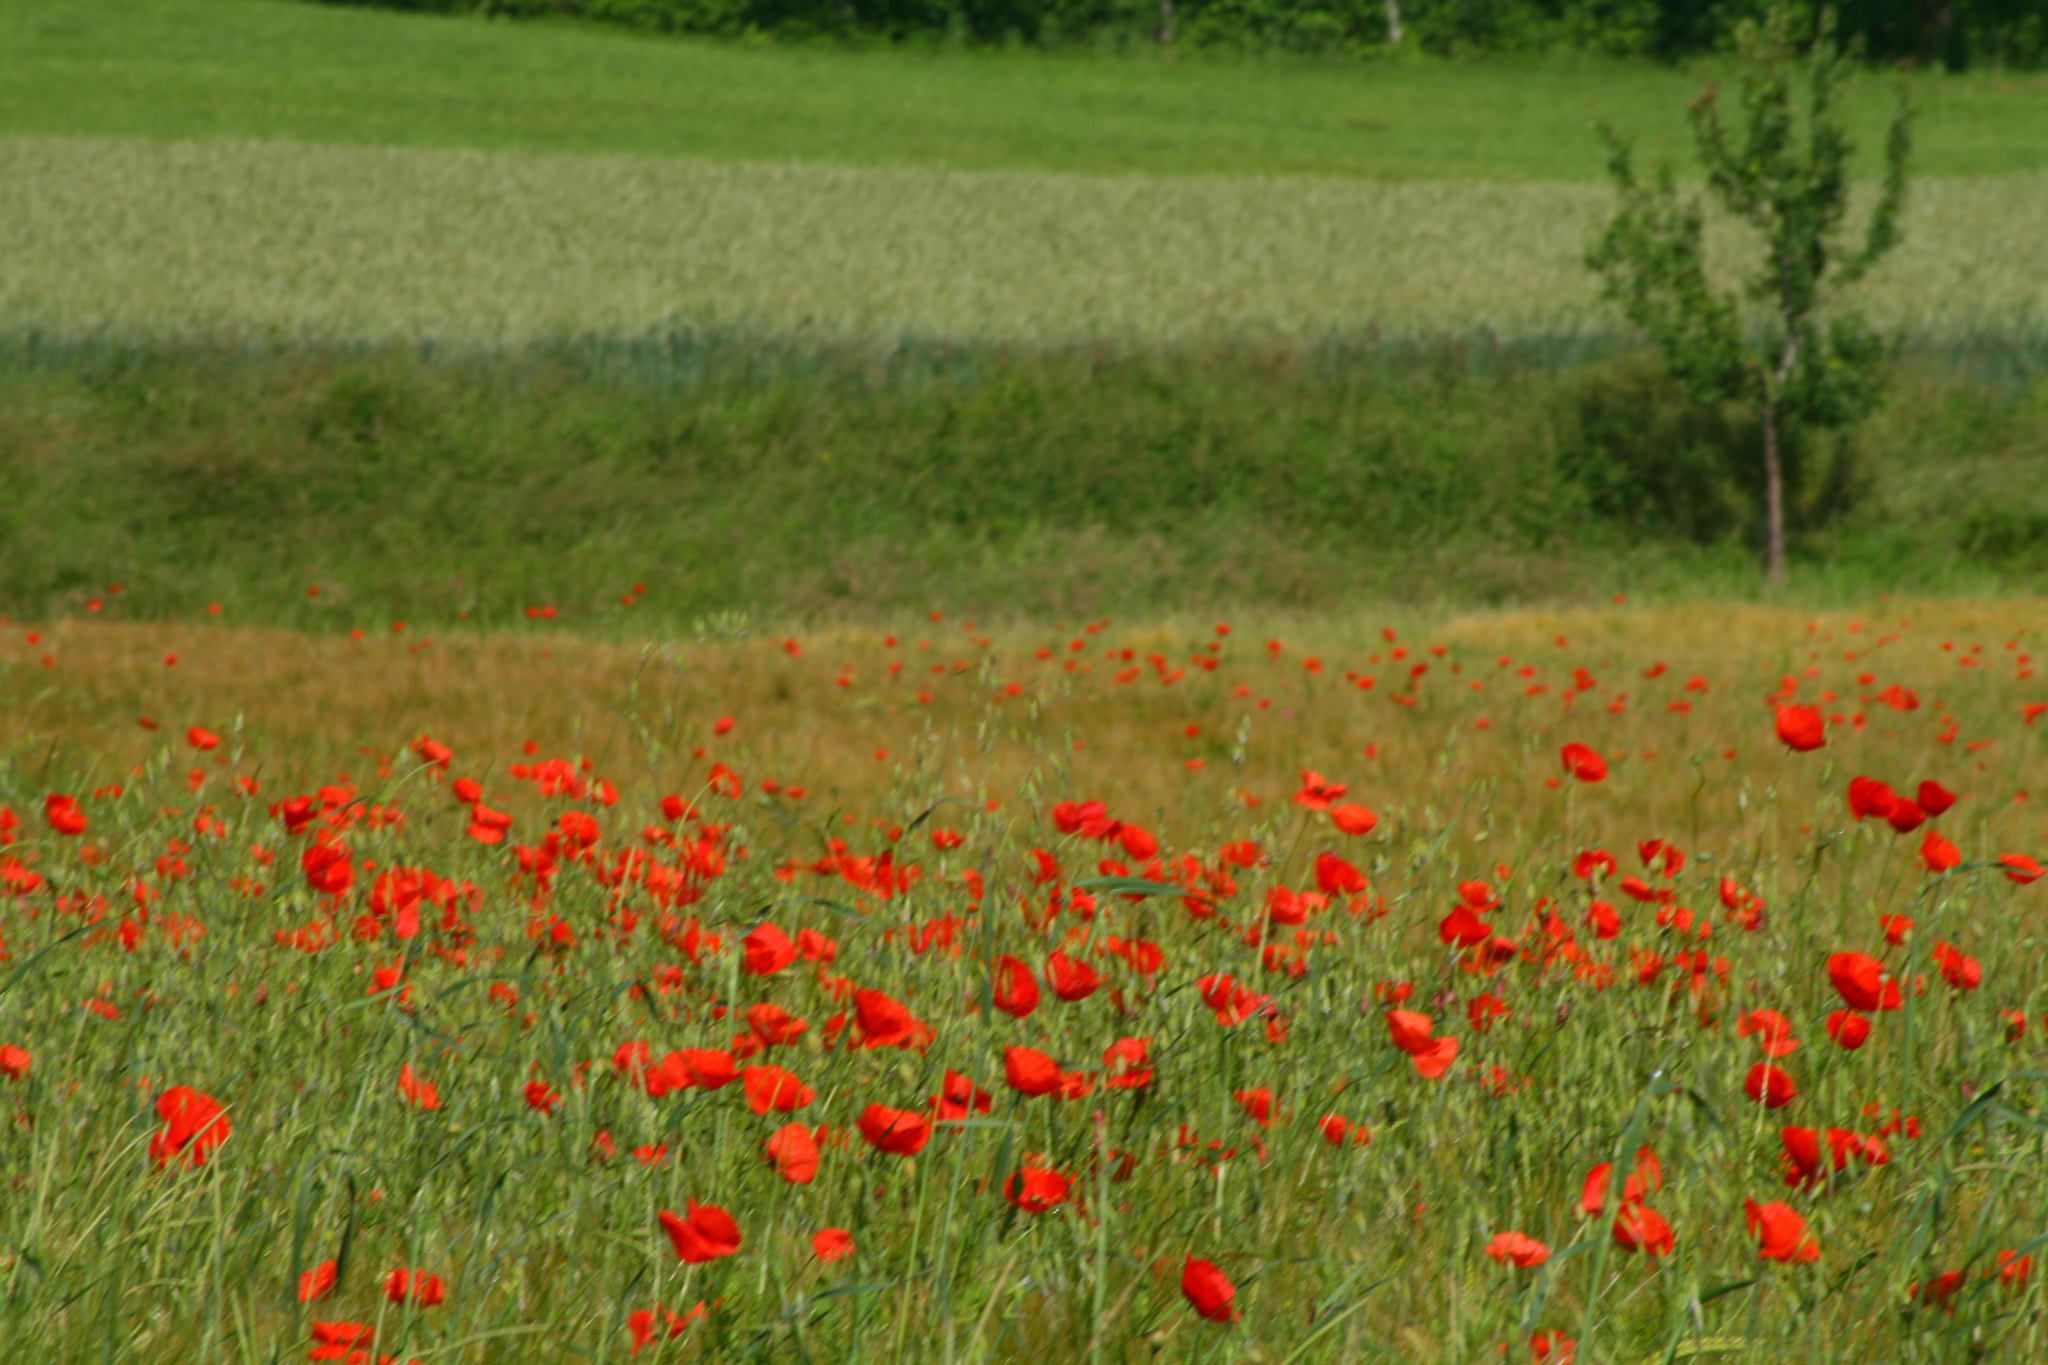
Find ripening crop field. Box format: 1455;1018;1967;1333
2;599;2047;1363
4;135;2047;347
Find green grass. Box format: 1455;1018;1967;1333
4;340;2047;628
6;0;2048;180
6;135;2045;347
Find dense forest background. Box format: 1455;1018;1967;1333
316;0;2045;65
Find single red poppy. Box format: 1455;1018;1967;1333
1745;1199;1819;1263
1004;1159;1073;1213
857;1104;932;1155
150;1085;231;1168
1745;1063;1797;1109
1917;780;1958;816
1610;1202;1675;1257
298;1260;337;1303
1846;776;1897;821
1825;1010;1872;1050
742;923;797;976
1921;829;1961;872
1560;743;1606;783
766;1122;820;1184
1999;852;2044;884
743;1064;815;1114
1004;1046;1063;1097
657;1201;741;1263
1774;704;1826;751
307;1321;373;1362
1330;803;1378;835
1181;1256;1238;1322
813;1227;854;1262
1045;950;1102;1002
384;1268;446;1306
1485;1231;1551;1267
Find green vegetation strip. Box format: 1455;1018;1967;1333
3;136;2044;347
6;0;2048;180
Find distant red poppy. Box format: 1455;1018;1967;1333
1846;776;1898;821
853;989;927;1051
813;1228;854;1262
857;1104;931;1155
1745;1063;1797;1109
1233;1087;1274;1128
1921;829;1961;872
524;1080;561;1116
1827;952;1895;1012
1745;1199;1819;1263
1330;803;1378;835
1293;770;1348;810
1318;1114;1369;1147
150;1085;231;1168
742;922;797;976
1580;1148;1661;1214
298;1260;337;1303
1774;704;1826;751
0;1045;29;1081
1004;1046;1062;1097
1917;780;1958;816
45;794;87;837
1559;743;1606;783
766;1122;820;1184
187;726;221;752
1385;1010;1458;1079
1610;1202;1674;1257
1045;950;1102;1002
743;1064;815;1115
1999;852;2044;884
1485;1231;1551;1268
658;1201;741;1263
1181;1256;1238;1322
1825;1010;1871;1050
1004;1159;1073;1213
384;1268;446;1306
1932;941;1981;991
397;1062;440;1110
1737;1008;1799;1058
306;1321;372;1362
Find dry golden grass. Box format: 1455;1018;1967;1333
2;135;2044;345
5;600;2043;867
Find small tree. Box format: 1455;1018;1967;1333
1587;4;1911;584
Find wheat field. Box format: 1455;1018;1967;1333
3;135;2044;347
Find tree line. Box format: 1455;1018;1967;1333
316;0;2043;66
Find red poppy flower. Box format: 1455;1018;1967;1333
1101;1037;1154;1090
384;1268;446;1306
813;1228;854;1262
1827;952;1891;1012
1119;824;1158;860
1932;941;1981;990
1610;1202;1675;1256
1529;1329;1577;1364
299;1260;337;1303
1045;950;1102;1002
853;989;926;1051
1995;1249;2033;1288
675;1048;738;1090
1438;904;1492;947
1004;1046;1063;1097
397;1062;440;1110
1233;1087;1274;1128
1293;770;1348;810
1885;799;1926;833
1825;1010;1871;1050
1580;1148;1661;1214
658;1201;741;1263
1004;1159;1072;1213
1920;829;1961;872
523;1080;561;1115
930;828;964;850
1737;1008;1799;1058
150;1085;231;1168
1329;803;1378;835
745;1002;808;1047
1317;1114;1369;1147
1846;776;1898;821
1485;1231;1551;1267
1745;1199;1819;1263
307;1321;372;1362
1917;780;1958;816
857;1104;932;1156
187;726;221;752
766;1122;820;1184
0;1045;31;1081
1560;743;1606;783
743;1064;815;1114
742;922;797;976
1999;852;2044;884
1745;1063;1797;1109
1774;704;1826;751
45;794;87;837
1314;852;1368;896
1181;1256;1238;1322
1573;848;1618;879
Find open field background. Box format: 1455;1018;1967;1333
10;0;2048;180
6;136;2047;347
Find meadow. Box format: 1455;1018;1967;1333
4;4;2048;1359
2;600;2046;1364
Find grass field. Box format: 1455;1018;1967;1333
5;135;2046;347
2;601;2046;1362
9;0;2048;181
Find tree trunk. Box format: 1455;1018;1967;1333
1761;399;1787;586
1384;0;1402;45
1159;0;1173;46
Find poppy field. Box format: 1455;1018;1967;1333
1;599;2046;1363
